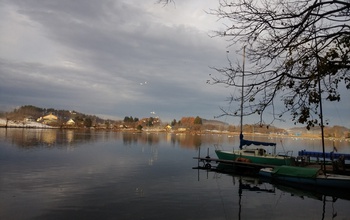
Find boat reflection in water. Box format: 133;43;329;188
214;163;350;201
195;163;350;220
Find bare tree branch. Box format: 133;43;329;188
208;0;350;128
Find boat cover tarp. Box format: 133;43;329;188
239;133;276;149
272;165;320;178
298;150;350;160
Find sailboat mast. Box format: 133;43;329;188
240;46;246;135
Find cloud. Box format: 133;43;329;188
0;0;348;128
0;0;229;120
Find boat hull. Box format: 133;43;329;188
259;167;350;189
215;150;294;166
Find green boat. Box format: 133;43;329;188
214;47;294;167
259;165;350;189
215;133;294;166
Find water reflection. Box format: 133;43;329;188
2;129;349;155
0;129;230;151
0;129;104;149
207;162;350;201
198;163;350;220
1;129;350;220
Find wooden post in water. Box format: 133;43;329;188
314;18;326;172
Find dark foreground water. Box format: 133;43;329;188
1;129;350;220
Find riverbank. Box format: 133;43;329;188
0;118;52;128
1;118;349;142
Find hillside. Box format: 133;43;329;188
0;105;111;127
1;105;349;138
288;126;350;138
202;119;229;126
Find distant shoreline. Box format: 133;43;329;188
0;124;349;141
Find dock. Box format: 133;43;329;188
194;153;350;176
298;150;350;161
193;155;276;174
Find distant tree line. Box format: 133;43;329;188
2;106;348;137
2;105;110;128
123;116;139;123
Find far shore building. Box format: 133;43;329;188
37;113;58;124
165;125;172;131
177;128;187;132
66;119;75;126
24;116;35;122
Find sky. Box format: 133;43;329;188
0;0;349;128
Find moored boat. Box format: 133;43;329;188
259;165;350;189
298;150;350;161
214;46;294;167
215;133;295;166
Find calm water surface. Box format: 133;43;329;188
1;129;350;220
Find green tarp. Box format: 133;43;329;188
272;165;321;178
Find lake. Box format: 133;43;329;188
1;129;350;220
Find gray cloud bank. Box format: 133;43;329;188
0;0;348;128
